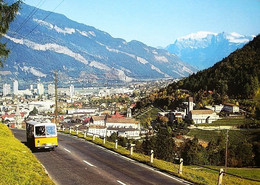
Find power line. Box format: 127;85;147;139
26;0;65;37
12;0;46;36
9;0;65;51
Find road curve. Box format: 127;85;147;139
12;129;190;185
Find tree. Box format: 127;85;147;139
142;134;156;155
108;132;117;142
181;137;208;165
228;141;254;167
154;126;176;162
29;107;38;115
0;0;21;67
207;136;226;165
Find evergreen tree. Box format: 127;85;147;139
154;126;176;162
29;107;38;115
142;134;156;155
207;136;225;165
181;137;208;165
0;0;21;67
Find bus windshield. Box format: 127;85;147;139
46;126;56;136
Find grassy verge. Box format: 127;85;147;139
196;117;245;127
187;129;260;144
61;130;260;185
0;124;54;185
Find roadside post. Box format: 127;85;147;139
178;158;183;175
84;131;86;138
69;127;72;134
115;139;118;149
218;168;224;185
150;150;154;163
92;135;95;141
130;144;135;155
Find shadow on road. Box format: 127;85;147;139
21;141;52;153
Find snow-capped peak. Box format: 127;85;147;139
166;31;254;70
177;31;217;41
224;32;253;43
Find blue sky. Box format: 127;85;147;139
23;0;260;47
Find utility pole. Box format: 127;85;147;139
225;129;229;173
55;71;58;125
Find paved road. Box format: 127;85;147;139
12;129;190;185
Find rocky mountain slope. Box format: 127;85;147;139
0;2;197;87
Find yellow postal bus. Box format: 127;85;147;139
26;120;58;150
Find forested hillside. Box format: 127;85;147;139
170;34;260;99
135;35;260;120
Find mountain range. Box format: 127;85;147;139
170;34;260;99
0;2;197;88
166;31;254;69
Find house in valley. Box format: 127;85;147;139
186;97;219;124
223;103;239;113
188;110;219;124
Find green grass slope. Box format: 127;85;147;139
0;124;54;185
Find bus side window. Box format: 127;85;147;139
35;126;45;136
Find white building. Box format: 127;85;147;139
48;84;55;95
66;108;97;115
106;117;140;138
87;125;107;137
70;84;74;98
37;83;44;95
117;128;141;139
13;80;18;95
90;116;106;126
15;104;23;128
188;97;194;113
188;110;219;124
223;103;239;113
127;108;132;118
18;89;33;96
205;104;224;113
28;100;55;113
3;83;11;96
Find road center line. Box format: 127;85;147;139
117;180;126;185
64;148;71;153
83;160;95;167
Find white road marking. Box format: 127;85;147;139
64;148;71;153
60;132;190;184
83;160;95;167
117;180;126;185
